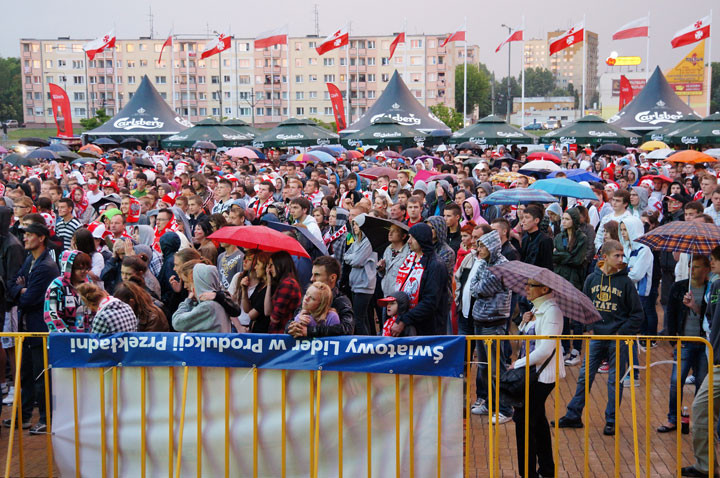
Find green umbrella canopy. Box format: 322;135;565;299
450;114;535;146
643;113;702;142
161;118;253;148
664;113;720;147
253;118;339;148
223;119;262;139
341;117;427;148
540;115;641;146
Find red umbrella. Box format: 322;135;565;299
639;174;672;184
208;226;310;258
527;152;561;164
346;150;363;159
358;166;398;180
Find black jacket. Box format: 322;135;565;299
666;279;708;338
0;207;25;310
521;229;554;271
583;262;643;336
8;248;59;332
290;287;355;337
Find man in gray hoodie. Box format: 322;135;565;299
426;216;456;334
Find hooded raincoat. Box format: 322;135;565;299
44;250;87;332
469;230;511;326
620;216;654;297
172;263;231;333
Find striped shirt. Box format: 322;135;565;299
55;217;82;250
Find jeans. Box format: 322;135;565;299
561;317;585;354
640;292;659;336
668;341;707;424
351;292;374;335
690;366;720;474
474;322;512;417
565;339;628;424
513;381;555;478
457;311;473;336
20;338;48;424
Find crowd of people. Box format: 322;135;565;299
0;139;719;477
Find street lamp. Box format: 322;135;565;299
501;24;513;121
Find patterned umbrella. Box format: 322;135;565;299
481;188;558;206
490;261;602;324
358;166;398;180
634;221;720;255
547;169;601;182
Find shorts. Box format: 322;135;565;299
1;308;17;349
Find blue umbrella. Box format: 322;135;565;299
529;178;597;200
481;188;558;206
45;143;70;152
307;150;336;164
548;169;601;183
26;148;58;160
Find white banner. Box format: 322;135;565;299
52;367;463;477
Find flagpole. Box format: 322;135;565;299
521;16;526;129
84;55;90;118
346;23;351;126
219;48;224;121
185;45;190;122
463;16;468;126
582;14;587;116
233;36;238;119
171;35;176;113
287;32;292;120
403;18;408;84
707;9;713;116
270;44;274;121
113;45;119;111
646;11;651;81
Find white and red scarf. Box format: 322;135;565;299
251;197;273;219
394;252;425;309
323;225;347;246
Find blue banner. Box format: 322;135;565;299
48;333;466;378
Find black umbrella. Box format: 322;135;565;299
45;143;70;152
3;153;38;167
263;220;329;258
401;147;425;159
456;141;482;151
192;140;217;150
92;138;119;147
26;148;58;160
354;213;409;253
595;143;628;155
56;151;80;162
461;155;483;167
18;137;50;147
92;194;122;213
132;156;155;168
120;137;143;147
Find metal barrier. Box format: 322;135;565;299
466;334;715;478
0;332;714;477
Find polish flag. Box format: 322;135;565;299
495;29;523;53
549;23;584;55
671;16;711;48
255;25;288;49
440;28;466;47
200;33;232;59
316;28;349;55
157;35;172;64
612;17;649;40
83;30;116;60
389;32;405;60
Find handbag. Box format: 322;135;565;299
499;350;555;407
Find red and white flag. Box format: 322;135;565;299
549;22;584;55
495;29;523;53
316;27;349;55
389;32;405;60
671;16;711;48
83;30;116;60
440;28;466;47
255;25;288;49
157;35;172;64
200;33;232;59
612;17;649;40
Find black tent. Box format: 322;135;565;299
341;70;451;137
82;75;193;141
606;67;696;132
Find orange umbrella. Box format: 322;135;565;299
666;150;717;165
79;143;103;155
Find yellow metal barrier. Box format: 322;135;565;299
0;332;714;477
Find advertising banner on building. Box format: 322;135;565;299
48;83;73;137
666;41;705;96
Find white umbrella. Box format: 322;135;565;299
703;149;720;159
646;148;675;160
519;159;562;173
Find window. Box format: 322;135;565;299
256;107;264;116
224;92;231;99
74;107;86;117
340;57;346;66
139;43;148;51
198;92;206;100
198;76;205;84
72;44;83;52
212;91;219;100
160;92;167;99
410;56;423;66
296;91;304;100
309;74;317;82
381;57;390;66
367;41;376;49
139;60;148;67
428;73;436;82
225;107;232;115
32;44;40;52
126;44;135;52
429;56;436;65
155;76;167;84
199;108;207;116
296;107;304;115
25;92;32;100
324;107;333;115
381;73;390;82
211;76;219;84
26;107;33;116
238;43;250;52
323;91;330;100
73;76;84;84
368;90;376;99
308;41;317;48
323;58;334;66
35;107;43;116
126;60;136;68
45;75;53;84
224;75;230;83
367;73;376;82
411;39;423;49
427;90;436;99
44;44;53;53
309;91;317;99
239;75;250;84
154;43;163;53
308;58;317;66
295;75;303;83
23;44;30;52
309;107;317;114
238;59;250;68
411;73;421;83
73;92;85;101
367;57;376;66
429;40;436;48
412;89;422;99
323;74;335;82
127;76;136;84
212;108;220;116
72;60;84;69
57;59;66;67
438;56;444;64
45;60;52;68
238;107;250;116
395;56;404;65
24;76;31;84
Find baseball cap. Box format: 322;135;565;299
20;222;49;238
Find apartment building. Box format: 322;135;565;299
20;34;478;128
523;30;599;106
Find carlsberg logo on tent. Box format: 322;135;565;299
559;137;576;143
370;113;421;126
634;111;684;125
373;132;402;138
276;134;304;140
113;117;164;130
497;131;524;138
167;135;188;140
588;131;618;137
176;117;194;128
316;138;331;145
682;136;699;144
469;137;488;145
713;130;720;136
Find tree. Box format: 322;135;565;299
0;57;21;122
429;104;464;131
455;63;492;121
493;76;521;118
79;108;111;130
523;67;557;97
712;62;720;114
308;117;337;132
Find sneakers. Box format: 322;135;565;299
680;465;715;477
565;350;582;366
2;418;31;430
29;423;47;435
491;413;512;424
471;402;489;416
686;375;696;385
2;387;15;405
603;423;615;436
551;416;584;428
0;383;8;395
598;362;610;374
623;375;640;388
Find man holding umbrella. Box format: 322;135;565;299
555;240;643;436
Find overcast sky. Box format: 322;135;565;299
3;0;716;76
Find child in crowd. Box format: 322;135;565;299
293;282;339;327
379;291;411;337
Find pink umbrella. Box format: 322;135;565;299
413;169;442;184
225;147;259;159
0;146;8;155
